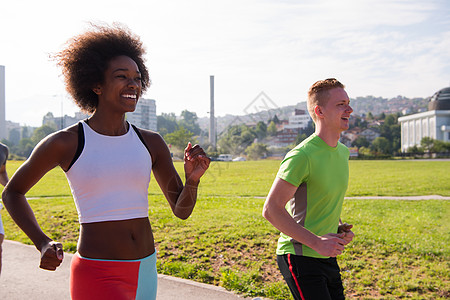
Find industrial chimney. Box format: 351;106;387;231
209;75;216;149
0;66;6;140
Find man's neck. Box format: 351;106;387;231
315;127;341;147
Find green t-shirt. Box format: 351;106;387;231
276;133;350;258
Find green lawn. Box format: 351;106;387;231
1;160;449;299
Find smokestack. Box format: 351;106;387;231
209;75;216;149
0;65;6;140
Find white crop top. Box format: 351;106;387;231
65;121;152;224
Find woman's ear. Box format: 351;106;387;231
93;85;102;95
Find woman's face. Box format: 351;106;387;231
94;55;142;113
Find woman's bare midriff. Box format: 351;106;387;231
77;217;155;260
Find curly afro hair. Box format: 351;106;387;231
54;23;150;113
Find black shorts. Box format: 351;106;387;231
277;254;345;300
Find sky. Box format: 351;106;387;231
1;0;449;126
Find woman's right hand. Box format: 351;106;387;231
39;241;64;271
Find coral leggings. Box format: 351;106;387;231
70;251;157;300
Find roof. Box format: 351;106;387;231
428;87;450;110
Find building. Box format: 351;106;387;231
276;128;300;146
0;65;6;140
340;127;362;147
4;120;23;144
272;109;312;147
398;87;450;152
284;109;311;130
359;128;380;143
126;98;157;131
43;111;89;129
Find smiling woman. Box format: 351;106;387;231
2;22;210;300
53;23;151;115
92;55;143;119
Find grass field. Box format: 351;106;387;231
1;160;449;299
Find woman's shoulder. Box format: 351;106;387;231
35;123;80;156
25;123;81;171
132;126;165;144
50;123;79;143
130;126;170;161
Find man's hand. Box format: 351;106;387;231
39;241;64;271
338;223;354;244
315;233;347;257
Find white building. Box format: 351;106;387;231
126;98;157;131
43;111;90;129
284;109;311;130
398;87;450;152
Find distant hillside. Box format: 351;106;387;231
198;103;303;134
351;95;428;117
198;95;428;133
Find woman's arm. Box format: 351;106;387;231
140;131;210;219
0;145;9;186
2;128;77;270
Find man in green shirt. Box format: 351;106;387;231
263;78;354;299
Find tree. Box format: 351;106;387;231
371;137;391;155
217;124;256;155
157;113;178;136
358;146;373;157
31;125;57;146
407;145;423;154
384;114;396;126
163;127;196;150
378;114;400;154
9;128;21;146
21;126;32;139
16;138;34;158
179;110;201;135
267;121;277;136
295;133;307;145
272;115;280;124
353;136;370;148
431;140;445;153
420;137;435;153
245;143;268;160
420;137;450;153
255;121;267;139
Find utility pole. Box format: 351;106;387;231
0;65;6;140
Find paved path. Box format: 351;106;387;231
0;240;256;300
345;195;450;200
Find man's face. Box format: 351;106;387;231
320;88;353;133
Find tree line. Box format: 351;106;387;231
3;110;449;160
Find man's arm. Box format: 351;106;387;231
262;177;347;257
